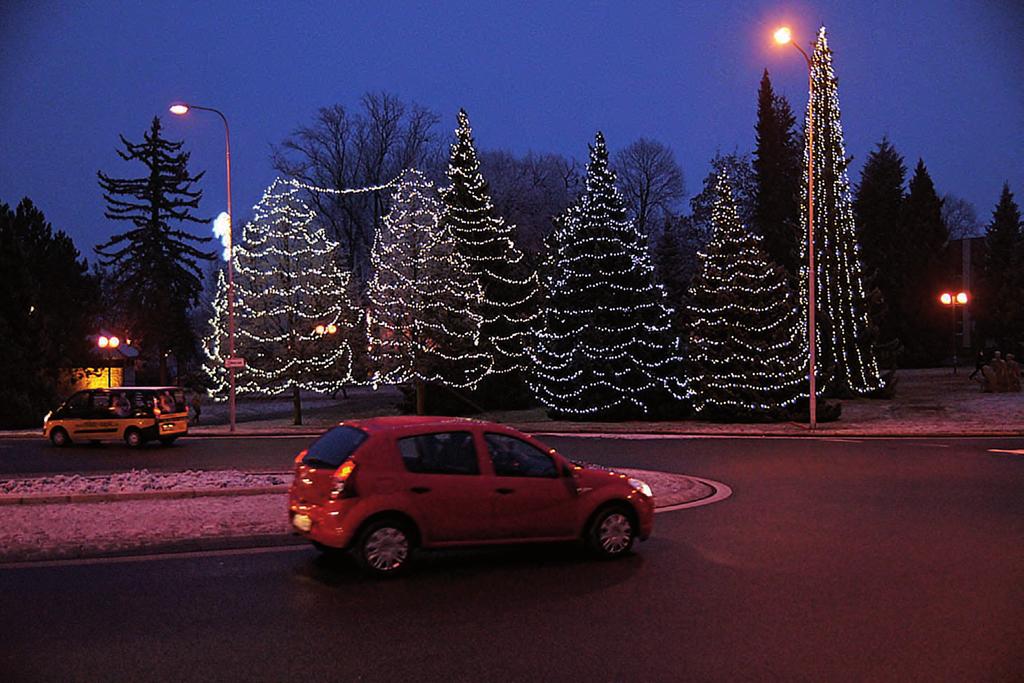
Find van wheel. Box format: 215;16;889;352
124;428;144;448
585;505;636;558
353;519;413;577
50;428;71;447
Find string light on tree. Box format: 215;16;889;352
442;109;543;402
202;179;362;423
367;169;492;399
687;171;806;418
532;132;691;420
799;27;886;397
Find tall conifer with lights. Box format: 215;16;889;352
367;169;491;396
442;109;542;404
687;172;806;419
533;132;690;420
800;27;885;396
202;179;362;424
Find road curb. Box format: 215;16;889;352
0;485;289;507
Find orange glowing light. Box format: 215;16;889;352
108;336;120;348
774;26;792;45
314;324;326;335
97;336;109;348
940;293;953;305
169;104;190;115
956;292;968;305
326;323;338;335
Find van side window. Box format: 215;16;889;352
398;432;479;475
62;392;91;418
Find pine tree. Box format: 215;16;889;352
800;27;885;396
203;179;362;425
854;137;906;344
652;217;692;333
980;183;1024;347
899;159;949;365
367;169;491;408
753;69;802;277
96;116;215;383
442;109;543;405
532;132;690;420
687;172;806;419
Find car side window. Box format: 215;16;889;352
485;433;557;478
398;431;479;475
91;393;113;418
62;392;91;418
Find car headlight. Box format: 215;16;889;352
628;478;653;498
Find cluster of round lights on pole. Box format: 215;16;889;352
939;292;969;306
314;323;338;336
97;335;120;349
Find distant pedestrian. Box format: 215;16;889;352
190;391;203;425
968;350;985;380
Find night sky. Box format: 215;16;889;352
1;1;1021;256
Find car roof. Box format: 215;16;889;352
339;416;507;435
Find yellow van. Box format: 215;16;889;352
44;387;189;448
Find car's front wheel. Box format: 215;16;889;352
353;519;413;577
586;505;636;558
49;428;71;448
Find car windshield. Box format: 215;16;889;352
302;426;367;468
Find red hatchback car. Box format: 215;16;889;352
288;417;654;575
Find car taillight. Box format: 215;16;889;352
294;449;308;465
330;460;357;500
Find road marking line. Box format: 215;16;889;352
656;477;732;513
0;543;309;570
988;449;1024;455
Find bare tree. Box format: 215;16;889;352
941;193;980;240
271;92;443;283
613;138;686;237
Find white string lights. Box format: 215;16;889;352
442;109;543;381
367;169;492;390
202;179;362;397
799;27;885;396
687;171;806;417
531;132;691;419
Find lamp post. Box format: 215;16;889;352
939;291;969;374
774;26;817;429
170;102;237;432
97;335;120;387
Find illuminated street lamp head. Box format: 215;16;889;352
314;324;326;336
97;336;109;349
956;292;969;305
108;336;120;348
326;323;338;335
774;26;792;45
169;103;190;115
940;292;953;305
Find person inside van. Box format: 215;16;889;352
113;393;132;418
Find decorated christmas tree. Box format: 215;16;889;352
202;179;362;424
687;171;806;419
800;27;885;396
532;132;690;420
442;109;542;404
367;169;491;408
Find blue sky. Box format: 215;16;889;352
1;0;1021;255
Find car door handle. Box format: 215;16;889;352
496;488;515;495
410;486;431;494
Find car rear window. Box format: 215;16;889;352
302;426;368;468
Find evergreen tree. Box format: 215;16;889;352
800;27;885;396
854;137;906;344
366;169;491;408
442;109;543;405
652;217;692;333
96;116;214;383
0;199;99;426
753;69;802;277
899;159;949;365
691;152;757;237
980;183;1024;347
532;132;690;420
203;179;362;425
687;172;805;419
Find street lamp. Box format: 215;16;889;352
939;291;969;374
170;101;237;432
97;335;120;387
774;25;818;429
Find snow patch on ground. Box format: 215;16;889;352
0;469;288;496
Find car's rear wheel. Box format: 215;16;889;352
50;428;71;448
586;505;636;558
353;519;413;577
124;428;144;449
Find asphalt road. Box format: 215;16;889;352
2;435;1023;681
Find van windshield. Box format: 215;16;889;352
302;426;367;468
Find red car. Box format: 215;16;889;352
288;416;654;575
